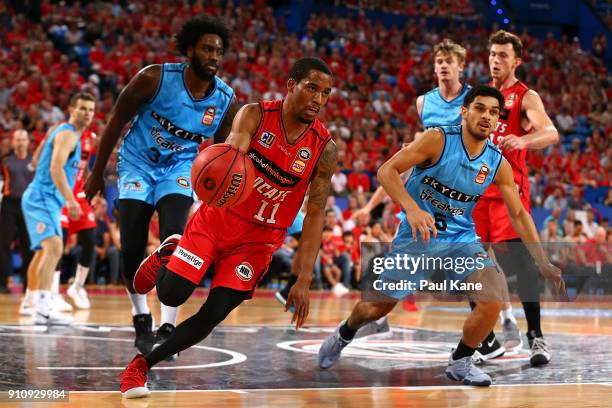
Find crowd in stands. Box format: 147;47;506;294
0;1;610;290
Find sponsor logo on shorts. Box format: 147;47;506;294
174;246;204;270
216;173;243;207
474;164;490;185
202;106;216;126
177;176;190;189
121;181;145;193
235;262;254;281
258;131;276;148
36;222;46;234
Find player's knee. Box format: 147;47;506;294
156;266;195;307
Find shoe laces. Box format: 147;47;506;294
531;337;549;352
118;361;147;384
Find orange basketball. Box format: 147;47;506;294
191;143;255;208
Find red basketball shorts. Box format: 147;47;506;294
60;193;96;233
166;205;286;297
473;193;530;243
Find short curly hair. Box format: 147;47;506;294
175;16;230;56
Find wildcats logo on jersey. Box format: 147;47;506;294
474;164;490;184
202;106;216;126
258;131;276;148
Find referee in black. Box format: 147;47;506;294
0;129;34;293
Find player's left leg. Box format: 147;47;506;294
119;286;249;398
495;238;549;365
153;193;193;351
446;266;505;386
318;300;396;369
67;228;95;309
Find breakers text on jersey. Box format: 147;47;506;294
150;127;186;152
419;189;466;216
151;111;206;144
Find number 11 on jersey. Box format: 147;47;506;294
254;200;280;224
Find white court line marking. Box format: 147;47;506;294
66;382;612;394
0;332;246;370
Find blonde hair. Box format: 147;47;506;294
433;39;466;64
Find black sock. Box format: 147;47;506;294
469;301;496;345
523;302;542;340
339;320;357;341
280;274;298;299
453;340;476;360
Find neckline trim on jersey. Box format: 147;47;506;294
436;83;468;104
278;99;314;146
460;132;488;161
181;64;218;103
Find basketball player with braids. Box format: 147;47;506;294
118;57;336;399
85;17;238;356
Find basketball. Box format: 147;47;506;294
191;144;255;208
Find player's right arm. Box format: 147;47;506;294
85;65;161;201
377;128;442;241
495;158;565;295
50;130;82;220
224;103;262;151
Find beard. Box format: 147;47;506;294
191;56;216;81
466;121;490;141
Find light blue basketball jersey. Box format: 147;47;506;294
29;122;81;205
118;63;234;167
420;83;471;129
287;211;305;236
400;126;503;241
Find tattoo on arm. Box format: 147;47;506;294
308;140;337;209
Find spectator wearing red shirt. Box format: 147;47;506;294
347;160;371;193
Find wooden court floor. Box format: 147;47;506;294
0;287;610;407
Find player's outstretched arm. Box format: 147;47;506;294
498;90;559;152
85;65;161;201
213;97;240;144
287;139;337;329
50;130;82;221
495;159;565;295
224;103;261;151
377;128;443;241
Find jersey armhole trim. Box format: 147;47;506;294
147;64;165;105
415;127;447;170
252;102;265;139
490;149;504;184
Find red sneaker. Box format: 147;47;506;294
133;234;181;294
119;354;150;398
402;297;419;312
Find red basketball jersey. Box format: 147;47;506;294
72;128;95;195
228;100;332;228
483;81;530;203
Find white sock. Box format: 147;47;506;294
37;290;52;313
127;290;150;316
23;289;32;302
74;264;90;287
52;271;61;294
500;306;517;324
160;303;178;327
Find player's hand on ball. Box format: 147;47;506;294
537;262;567;300
498;134;525;152
286;279;310;330
406;208;437;241
67;199;83;221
